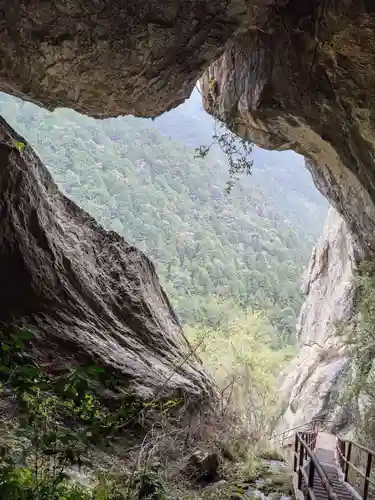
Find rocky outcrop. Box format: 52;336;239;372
201;0;375;252
0;0;247;118
276;208;362;431
0;116;211;401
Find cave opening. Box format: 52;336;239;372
0;88;328;351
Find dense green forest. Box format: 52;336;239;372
152;90;327;236
0;92;327;345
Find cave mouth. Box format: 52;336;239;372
0;89;327;349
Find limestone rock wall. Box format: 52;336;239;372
277;207;362;431
201;1;375;252
0;0;247;118
0;116;212;401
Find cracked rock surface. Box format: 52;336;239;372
0;0;247;117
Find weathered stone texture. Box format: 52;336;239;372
0;116;211;400
276;208;362;431
201;0;375;251
0;0;247;117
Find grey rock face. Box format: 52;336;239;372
0;0;247;118
276;208;362;430
201;0;375;252
0;117;212;400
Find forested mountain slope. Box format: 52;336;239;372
153;90;327;236
0;92;327;344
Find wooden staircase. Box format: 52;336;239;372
291;425;375;500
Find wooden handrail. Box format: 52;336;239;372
272;418;335;445
294;431;339;500
271;417;334;440
341;439;375;458
292;429;375;500
336;436;375;500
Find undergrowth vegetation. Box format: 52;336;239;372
0;328;178;499
186;311;296;438
0;324;294;499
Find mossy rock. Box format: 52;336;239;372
258;449;285;462
262;472;294;496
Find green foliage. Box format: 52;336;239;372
0;329;173;500
133;468;169;500
13;140;26;152
186;312;296;435
194;145;210;159
177;452;292;500
208;79;216;91
195;119;253;193
212;120;253;194
0;459;93;500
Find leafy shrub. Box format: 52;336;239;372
195;118;253;194
186;312;296;439
0;328;173;500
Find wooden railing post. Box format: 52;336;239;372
294;434;298;472
295;431;340;500
337;438;342;470
344;441;352;482
298;438;304;490
307;459;315;500
363;452;372;500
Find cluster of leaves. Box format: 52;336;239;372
133;469;169;500
0;93;326;345
13;140;26;152
0;329;172;500
195;119;253;194
185;311;296;437
0;330;147;437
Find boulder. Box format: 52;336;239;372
184;450;220;483
0;116;212;401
